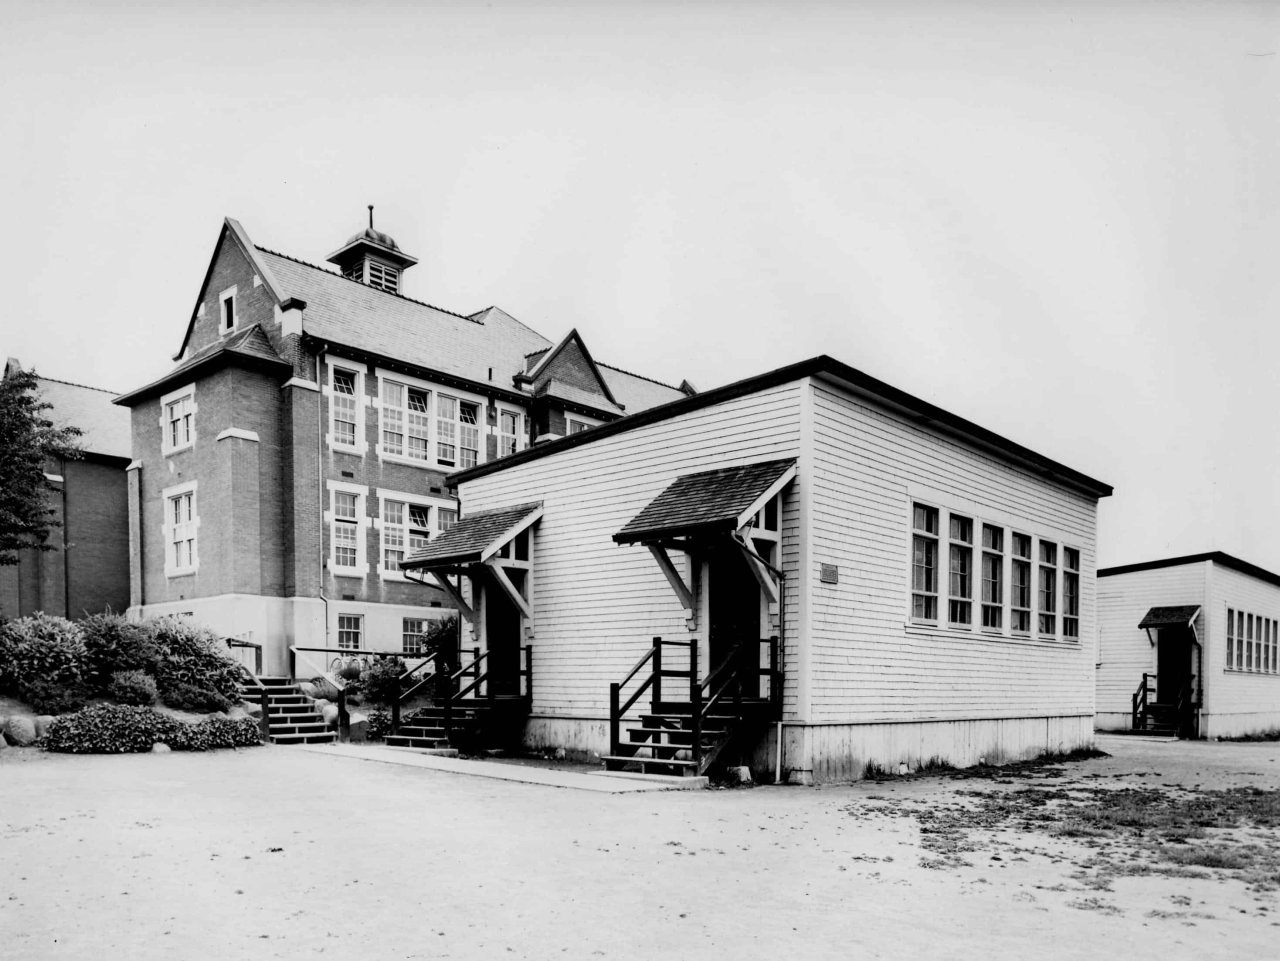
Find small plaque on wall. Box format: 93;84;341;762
820;564;839;585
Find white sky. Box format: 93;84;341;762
2;0;1277;572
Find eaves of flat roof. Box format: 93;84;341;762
1098;551;1280;590
449;355;1114;500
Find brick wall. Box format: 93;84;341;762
184;233;280;358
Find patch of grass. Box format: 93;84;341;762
1164;845;1254;870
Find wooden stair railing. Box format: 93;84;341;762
233;663;272;742
1131;672;1156;730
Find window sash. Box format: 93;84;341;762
332;369;358;446
981;551;1002;628
403;618;426;654
337;615;362;651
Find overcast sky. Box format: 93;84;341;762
2;0;1276;572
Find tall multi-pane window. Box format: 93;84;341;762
403;618;426;655
1038;540;1057;635
948;514;973;626
381;381;430;460
337;615;362;651
382;500;406;571
333;492;360;571
165;394;194;451
1237;610;1245;670
499;410;521;457
1011;533;1032;633
1247;614;1255;671
436;397;480;468
169;490;196;572
1227;608;1235;668
911;504;939;620
438;508;459;533
332;368;358;446
981;524;1003;629
1062;548;1080;639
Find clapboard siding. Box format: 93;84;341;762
1095;563;1207;727
1203;563;1280;736
458;381;805;725
807;381;1100;725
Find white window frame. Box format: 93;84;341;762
435;387;487;471
337;614;363;651
159;383;197;455
219;285;238;336
566;415;599;435
375;488;462;581
910;502;940;624
947;513;974;629
161;480;199;577
403;617;426;654
326;480;368;577
497;404;525;458
324;357;367;455
374;367;434;467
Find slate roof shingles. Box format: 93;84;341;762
1138;605;1202;629
37;377;132;459
402;502;543;569
614;459;796;544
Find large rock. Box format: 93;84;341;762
151;742;172;754
33;716;54;739
319;703;340;726
3;716;38;747
298;681;319;698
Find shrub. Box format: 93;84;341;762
107;669;158;706
146;617;241;703
0;613;87;698
19;676;91;715
160;682;232;714
366;709;391;741
359;657;406;708
43;704;263;754
81;613;158;688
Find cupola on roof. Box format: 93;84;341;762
326;206;419;279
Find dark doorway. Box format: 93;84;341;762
483;569;523;697
707;540;762;698
1155;626;1193;703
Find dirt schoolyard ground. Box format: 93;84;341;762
1;734;1277;960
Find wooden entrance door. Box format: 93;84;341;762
707;541;761;698
483;569;523;697
1156;626;1192;703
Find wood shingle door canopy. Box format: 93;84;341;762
1138;605;1202;630
400;502;544;572
613;459;797;546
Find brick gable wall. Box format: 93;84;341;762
184;233;281;359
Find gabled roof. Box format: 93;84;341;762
1099;552;1280;590
614;459;797;545
259;250;554;390
174;218;290;361
401;502;543;570
521;328;622;409
115;325;290;406
600;364;689;412
1138;606;1201;630
450;355;1114;499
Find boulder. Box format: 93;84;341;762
319;703;340;726
298;681;319;698
3;716;38;747
243;701;263;718
725;765;753;786
151;742;172;754
33;716;54;739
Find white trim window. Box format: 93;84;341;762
159;384;196;455
403;618;426;654
1062;547;1080;639
947;514;973;627
337;614;363;651
1010;533;1033;634
438;507;459;532
981;524;1003;630
327;482;367;576
379;377;431;463
162;481;199;577
219;286;238;335
566;417;594;435
1038;540;1058;636
498;408;523;457
437;395;481;469
910;503;939;621
380;500;430;575
325;360;365;453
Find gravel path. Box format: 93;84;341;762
1;735;1276;960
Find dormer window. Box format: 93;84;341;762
219;286;238;334
367;261;399;293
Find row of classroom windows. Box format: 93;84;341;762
336;614;439;653
1225;608;1280;674
910;503;1080;640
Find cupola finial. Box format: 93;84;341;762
368;204;374;229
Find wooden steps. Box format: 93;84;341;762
239;676;337;746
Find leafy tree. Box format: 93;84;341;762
0;365;82;566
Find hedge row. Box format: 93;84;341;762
43;705;263;754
